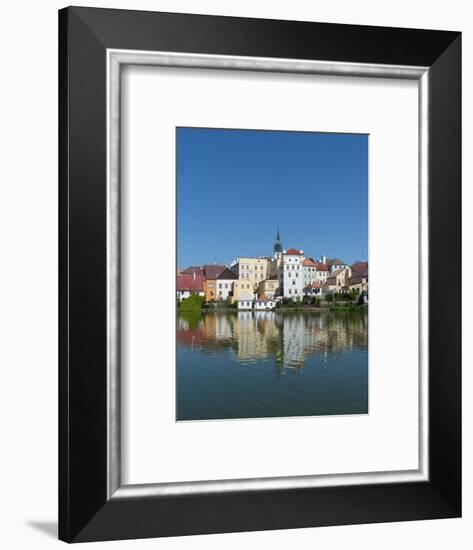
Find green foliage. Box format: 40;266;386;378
325;292;334;303
180;293;204;312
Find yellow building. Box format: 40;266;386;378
257;277;279;299
326;267;351;293
203;280;216;302
231;257;269;302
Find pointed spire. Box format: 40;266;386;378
274;227;282;254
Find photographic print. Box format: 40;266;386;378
177;127;368;421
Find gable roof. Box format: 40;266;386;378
285;248;302;255
203;264;226;279
177;274;205;292
314;262;329;271
302;258;318;267
216;267;238;280
182;265;204;275
329;269;345;277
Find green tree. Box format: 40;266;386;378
180;293;204;313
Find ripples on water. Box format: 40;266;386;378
176;310;368;421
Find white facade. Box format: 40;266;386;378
302;260;318;287
315;268;330;284
282;250;305;300
237;293;254;310
216;278;236;300
254;299;276;310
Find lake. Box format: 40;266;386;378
177;309;368;421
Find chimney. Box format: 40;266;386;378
193;272;196;280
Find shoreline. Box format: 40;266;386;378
180;305;368;314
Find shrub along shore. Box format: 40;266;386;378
178;293;367;314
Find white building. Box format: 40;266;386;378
254;296;276;310
302;258;318;287
314;261;330;284
237;293;254;310
282;248;305;300
215;267;238;301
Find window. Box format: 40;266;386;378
289;289;292;294
218;283;222;289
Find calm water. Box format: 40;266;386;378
177;310;368;421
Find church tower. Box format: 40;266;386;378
274;227;283;256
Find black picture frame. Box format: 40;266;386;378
59;6;461;543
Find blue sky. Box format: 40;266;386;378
177;127;368;267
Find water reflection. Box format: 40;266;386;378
177;310;368;420
177;310;368;370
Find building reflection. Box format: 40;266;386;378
177;310;368;370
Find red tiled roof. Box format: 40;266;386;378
177;274;205;292
285;248;302;255
302;258;317;267
314;262;329;271
256;294;272;302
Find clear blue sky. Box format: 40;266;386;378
177;127;368;267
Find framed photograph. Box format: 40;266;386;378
59;6;461;543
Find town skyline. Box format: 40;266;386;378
177;127;368;268
177;227;367;270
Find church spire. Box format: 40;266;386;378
274;227;282;254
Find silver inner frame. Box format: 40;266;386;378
106;50;429;500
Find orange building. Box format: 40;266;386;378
202;264;226;302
